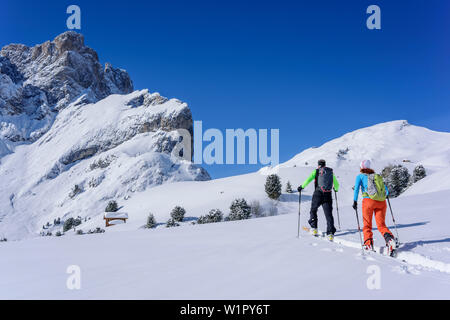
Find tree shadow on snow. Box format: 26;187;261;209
336;221;430;237
280;193;312;203
400;238;450;251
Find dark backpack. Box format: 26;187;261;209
315;167;334;192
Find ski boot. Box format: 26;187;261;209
384;233;397;257
327;234;334;242
363;238;375;252
311;228;319;237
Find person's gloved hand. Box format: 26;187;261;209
297;186;303;193
352;201;358;210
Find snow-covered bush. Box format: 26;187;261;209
53;217;61;225
382;165;411;198
87;227;105;234
105;200;119;212
145;213;157;229
0;237;7;242
226;198;251;221
166;218;180;228
285;181;293;193
412;165;427;183
55;231;62;237
88;175;104;188
250;200;263;217
170;206;186;222
198;209;223;224
89;156;116;170
265;174;282;200
76;229;84;235
63;217;82;232
69;184;82;199
337;147;349;160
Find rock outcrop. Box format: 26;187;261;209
0;31;133;144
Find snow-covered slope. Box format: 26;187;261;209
0;90;209;239
0;32;210;239
1;120;449;299
282;120;450;174
1;189;450;299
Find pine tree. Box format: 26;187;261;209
170;206;186;222
145;213;157;229
166;218;180;228
412;165;427;183
63;218;75;232
382;164;411;197
198;209;223;224
285;181;293;193
226;198;251;221
265;174;282;200
105;200;119;212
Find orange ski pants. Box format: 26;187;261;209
362;198;393;243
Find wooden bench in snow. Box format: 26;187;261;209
104;212;128;227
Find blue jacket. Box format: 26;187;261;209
354;174;389;202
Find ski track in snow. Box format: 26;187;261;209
307;229;450;275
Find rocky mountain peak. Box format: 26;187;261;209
0;31;133;145
52;31;85;55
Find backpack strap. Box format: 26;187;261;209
314;168;319;189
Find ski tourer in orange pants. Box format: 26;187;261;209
361;198;392;245
353;160;395;250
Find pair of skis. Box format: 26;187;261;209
301;226;398;258
302;226;333;241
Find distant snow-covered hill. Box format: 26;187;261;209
282;120;450;174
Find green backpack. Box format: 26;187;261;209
363;174;387;201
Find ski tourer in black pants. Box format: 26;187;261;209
309;189;336;235
298;161;339;235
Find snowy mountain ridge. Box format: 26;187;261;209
281;120;450;173
0;33;210;239
0;31;133;155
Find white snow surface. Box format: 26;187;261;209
1;120;450;299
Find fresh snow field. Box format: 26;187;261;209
1;120;450;299
1;194;450;299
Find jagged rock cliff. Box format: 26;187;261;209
0;31;133;147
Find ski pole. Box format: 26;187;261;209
387;197;400;244
354;206;364;254
334;190;341;230
297;190;302;238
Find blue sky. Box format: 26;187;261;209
1;0;449;178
